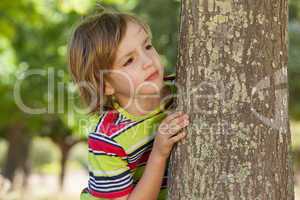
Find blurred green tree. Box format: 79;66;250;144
0;0;85;187
288;0;300;120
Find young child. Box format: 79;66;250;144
68;11;190;200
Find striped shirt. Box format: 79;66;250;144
80;74;176;200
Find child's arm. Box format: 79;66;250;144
113;111;190;200
112;151;166;200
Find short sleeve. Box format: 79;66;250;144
87;132;134;199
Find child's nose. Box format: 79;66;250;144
140;52;153;69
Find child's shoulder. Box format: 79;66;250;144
92;109;136;139
88;110;129;157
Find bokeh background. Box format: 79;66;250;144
0;0;299;199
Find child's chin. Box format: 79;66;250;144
140;83;163;93
138;87;162;96
138;90;161;96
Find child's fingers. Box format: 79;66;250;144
170;131;187;143
159;119;188;136
168;120;189;136
163;111;184;124
158;112;189;136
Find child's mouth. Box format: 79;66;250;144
146;71;159;81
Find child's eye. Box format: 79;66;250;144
123;58;133;66
146;44;153;50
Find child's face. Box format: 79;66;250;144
104;21;165;100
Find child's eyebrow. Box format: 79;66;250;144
117;36;150;64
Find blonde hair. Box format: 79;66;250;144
68;11;152;115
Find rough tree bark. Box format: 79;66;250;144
168;0;294;199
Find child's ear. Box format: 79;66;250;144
104;80;115;96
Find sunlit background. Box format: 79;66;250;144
0;0;299;199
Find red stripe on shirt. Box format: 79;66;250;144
88;138;127;157
89;185;134;198
98;111;133;137
98;111;118;133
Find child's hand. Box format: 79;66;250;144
152;111;190;160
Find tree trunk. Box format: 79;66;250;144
59;144;70;191
51;137;83;190
168;0;294;199
2;123;31;187
19;135;32;190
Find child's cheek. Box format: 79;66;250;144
119;69;141;90
152;50;163;66
129;70;142;86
